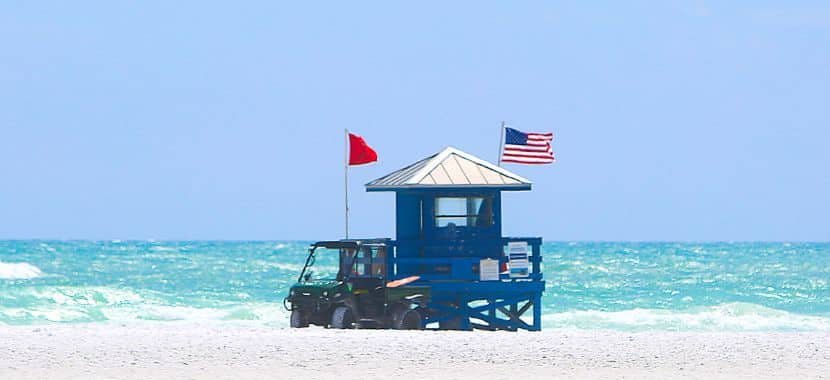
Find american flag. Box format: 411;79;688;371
500;126;555;164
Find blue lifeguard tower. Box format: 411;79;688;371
366;147;544;331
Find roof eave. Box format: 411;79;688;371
365;183;532;192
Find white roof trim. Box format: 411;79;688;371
405;146;531;185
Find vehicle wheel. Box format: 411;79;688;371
394;308;423;330
331;306;355;329
290;310;309;328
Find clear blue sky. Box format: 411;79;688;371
1;2;828;241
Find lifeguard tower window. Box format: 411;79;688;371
434;197;493;228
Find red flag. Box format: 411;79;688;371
348;132;378;166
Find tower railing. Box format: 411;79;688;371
388;237;543;282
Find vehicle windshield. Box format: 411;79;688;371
341;245;387;280
299;247;354;283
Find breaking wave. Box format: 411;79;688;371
0;261;43;280
0;286;289;326
542;302;830;332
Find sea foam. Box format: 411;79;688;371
0;261;43;280
542;302;830;332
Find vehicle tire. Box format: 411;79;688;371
331;306;355;329
394;308;423;330
290;310;309;328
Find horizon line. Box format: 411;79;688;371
1;238;828;244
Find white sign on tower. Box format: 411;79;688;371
507;242;529;278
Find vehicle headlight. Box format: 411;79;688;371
322;291;328;297
289;290;295;296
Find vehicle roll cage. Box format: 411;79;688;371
298;241;388;283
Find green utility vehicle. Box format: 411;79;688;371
283;240;429;329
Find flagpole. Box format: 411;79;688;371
344;128;349;239
497;121;506;167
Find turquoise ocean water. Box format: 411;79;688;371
1;241;828;331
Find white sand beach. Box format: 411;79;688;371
1;324;828;379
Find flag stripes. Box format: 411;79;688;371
501;127;555;164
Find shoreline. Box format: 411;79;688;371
2;323;828;379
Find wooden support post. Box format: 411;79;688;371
488;299;495;329
532;242;541;277
533;295;542;331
